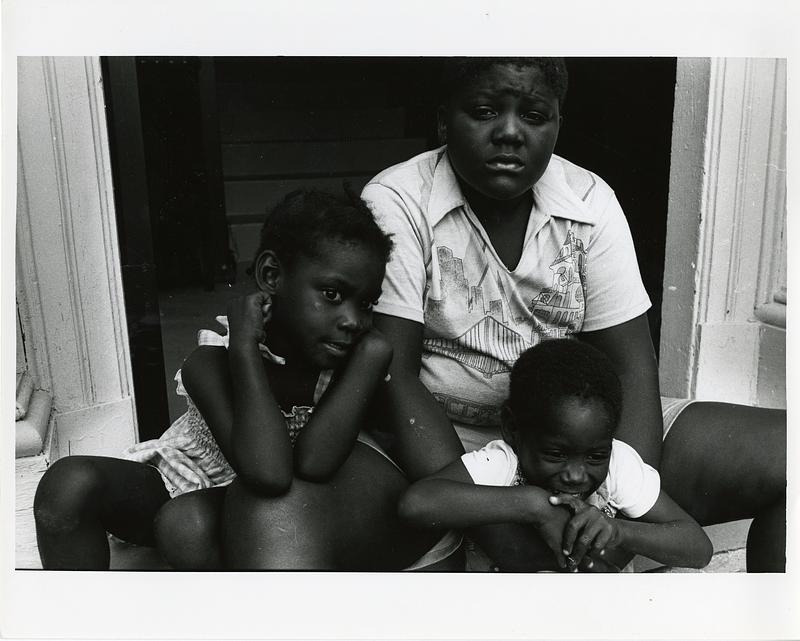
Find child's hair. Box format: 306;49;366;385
508;339;622;433
440;57;569;108
251;188;393;271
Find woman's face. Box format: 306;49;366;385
441;63;561;202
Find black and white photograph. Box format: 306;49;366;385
3;1;798;639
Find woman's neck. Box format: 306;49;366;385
460;180;534;228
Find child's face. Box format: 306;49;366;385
513;397;613;499
272;238;385;370
442;63;561;202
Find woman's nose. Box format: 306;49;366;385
492;113;524;145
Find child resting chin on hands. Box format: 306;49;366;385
399;339;713;572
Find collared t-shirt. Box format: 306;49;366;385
461;438;661;519
362;148;650;432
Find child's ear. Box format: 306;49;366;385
254;250;281;294
500;404;518;447
436;105;448;145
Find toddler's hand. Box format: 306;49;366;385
351;327;393;372
227;292;272;347
549;494;621;569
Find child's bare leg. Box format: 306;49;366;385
154;487;227;570
222;443;445;570
34;456;170;569
660;402;786;571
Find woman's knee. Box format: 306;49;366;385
34;457;105;533
661;403;786;523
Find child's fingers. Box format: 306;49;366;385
570;521;604;565
560;511;590;556
548;494;585;515
591;528;613;553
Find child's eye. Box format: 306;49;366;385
587;452;610;464
471;106;496;120
541;451;567;461
321;288;342;303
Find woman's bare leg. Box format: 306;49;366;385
660;402;786;572
221;443;446;570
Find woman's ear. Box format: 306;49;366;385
437;105;448;145
254;250;281;294
500;404;518;447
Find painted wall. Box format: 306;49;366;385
660;58;786;409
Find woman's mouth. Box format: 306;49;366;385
486;155;524;171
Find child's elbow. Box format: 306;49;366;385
685;533;714;569
695;535;714;569
397;486;435;528
293;451;339;484
236;463;293;497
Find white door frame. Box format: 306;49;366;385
659;58;786;408
16;56;138;458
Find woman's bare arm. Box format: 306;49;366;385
579;313;662;467
373;313;465;480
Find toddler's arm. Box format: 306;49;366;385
291;328;393;481
552;491;713;569
399;459;570;568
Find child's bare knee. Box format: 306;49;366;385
34;457;104;533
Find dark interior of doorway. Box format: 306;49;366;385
102;56;676;437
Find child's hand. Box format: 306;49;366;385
549;494;621;569
227;292;272;347
522;486;571;569
351;327;393;373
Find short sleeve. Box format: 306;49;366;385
362;182;428;324
580;190;651;332
606;439;661;518
460;440;519;486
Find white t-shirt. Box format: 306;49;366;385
363;148;651;433
461;438;660;519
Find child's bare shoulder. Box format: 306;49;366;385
182;345;229;393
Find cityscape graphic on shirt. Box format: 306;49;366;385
423;229;587;379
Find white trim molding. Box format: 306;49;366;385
660;58;786;408
16;57;137;458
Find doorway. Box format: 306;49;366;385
101;57;676;433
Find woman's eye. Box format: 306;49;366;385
322;288;342;303
360;299;380;311
523;111;548;124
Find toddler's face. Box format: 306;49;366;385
515;396;612;500
442;63;561;202
271;238;385;370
